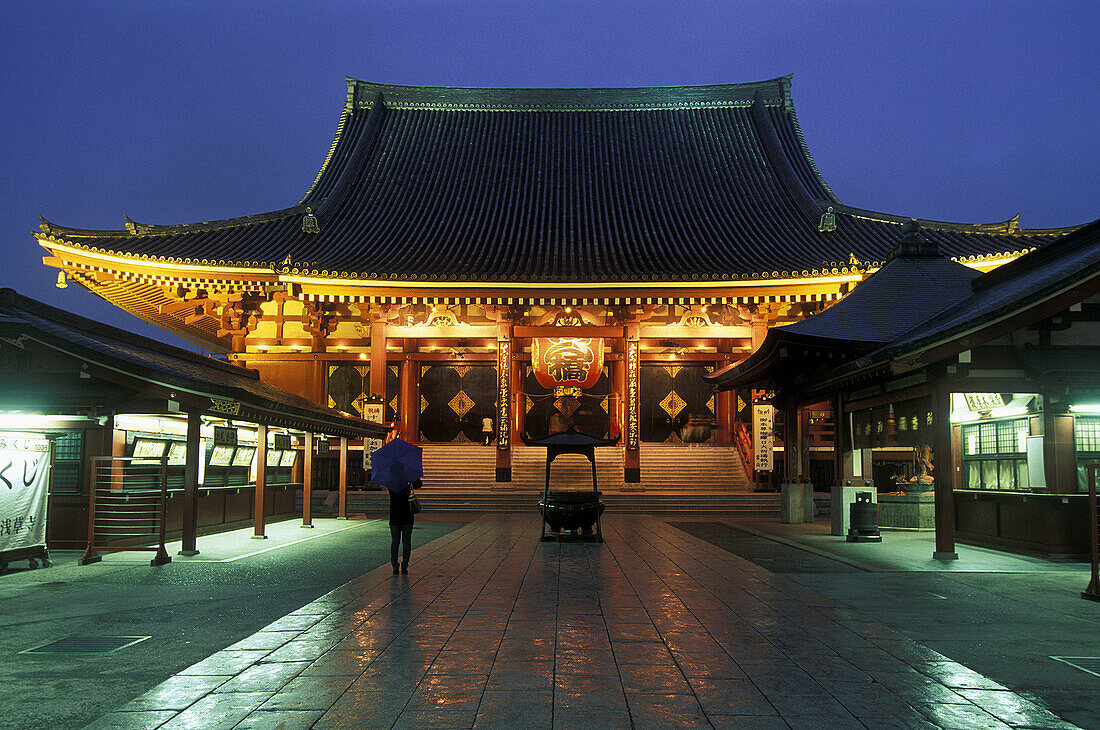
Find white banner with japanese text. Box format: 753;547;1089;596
0;437;50;553
362;402;385;471
752;405;774;472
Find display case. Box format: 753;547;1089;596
166;441;187;466
208;445;235;467
231;446;256;468
131;437;168;459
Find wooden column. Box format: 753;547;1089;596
931;379;957;560
400;354;417;441
783;400;799;481
253;424;267;539
180;411;201;556
370;321;387;398
715;340;733;445
302;432;314;528
338;436;348;519
1042;393;1077;493
511;346;524;445
833;392;846;484
613;352;626;445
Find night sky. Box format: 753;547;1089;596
2;1;1096;352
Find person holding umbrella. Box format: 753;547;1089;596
388;478;417;575
370;437;424;576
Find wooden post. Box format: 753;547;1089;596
833;393;846;485
180;411;201;555
302;432;314;528
931;379;957;560
1042;393;1077;493
784;400;799;481
400;354;417;441
253;424;267;539
715;340;733;445
338;436;348;518
511;352;523;445
612;352;626;445
370;321;387;398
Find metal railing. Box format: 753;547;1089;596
80;457;171;566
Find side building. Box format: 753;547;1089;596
34;76;1081;486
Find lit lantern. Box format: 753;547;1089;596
531;336;604;389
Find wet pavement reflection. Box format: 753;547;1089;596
86;515;1082;729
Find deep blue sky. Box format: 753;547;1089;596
2;1;1096;351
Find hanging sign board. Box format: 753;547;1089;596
0;436;50;554
753;405;774;472
363;402;385;471
213;426;238;447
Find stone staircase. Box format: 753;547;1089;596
304;443;779;515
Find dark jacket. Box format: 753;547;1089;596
388;483;416;526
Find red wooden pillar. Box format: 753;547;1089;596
400;354;417;441
302;432;314;528
612;351;626;445
511;333;523;445
370;321;387;398
715;340;733;445
931;379;957;560
180;411;201;555
253;424;267;539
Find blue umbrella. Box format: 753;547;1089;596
370;438;423;492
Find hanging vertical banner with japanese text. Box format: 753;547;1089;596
362;402;385;471
497;339;511;450
0;437;50;553
626;340;640;450
753;405;774;472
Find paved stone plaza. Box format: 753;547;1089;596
84;515;1083;729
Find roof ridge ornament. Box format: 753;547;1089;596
818;206;837;233
301;207;320;234
889;219;941;260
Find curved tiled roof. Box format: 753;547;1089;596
38;77;1075;282
0;288;388;438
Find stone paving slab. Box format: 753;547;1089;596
84;515;1083;729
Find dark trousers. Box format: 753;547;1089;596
390;524;413;567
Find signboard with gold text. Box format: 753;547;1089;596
753;405;774;472
497;339;511;450
362;402;385;471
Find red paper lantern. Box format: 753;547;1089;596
531;336;604;389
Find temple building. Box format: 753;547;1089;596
35;76;1081;488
